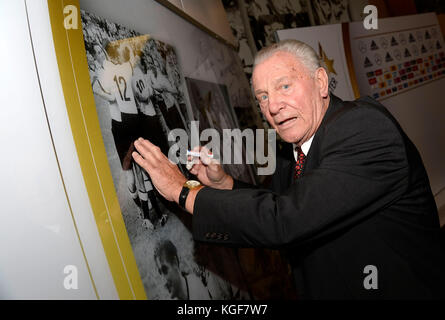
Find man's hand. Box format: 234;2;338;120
188;147;233;190
132;138;187;202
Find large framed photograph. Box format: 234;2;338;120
80;9;250;300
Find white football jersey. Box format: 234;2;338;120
101;60;138;114
132;66;156;116
132;66;149;101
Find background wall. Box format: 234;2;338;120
0;0;117;299
164;0;236;46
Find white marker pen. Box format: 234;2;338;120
186;150;214;158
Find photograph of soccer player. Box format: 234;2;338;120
80;9;250;300
91;37;162;230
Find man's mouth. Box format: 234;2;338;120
277;117;297;127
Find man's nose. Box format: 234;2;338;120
268;91;283;115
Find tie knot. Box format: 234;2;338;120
295;146;305;158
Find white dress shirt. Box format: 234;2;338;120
293;135;314;161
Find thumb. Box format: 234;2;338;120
202;156;221;174
200;149;218;166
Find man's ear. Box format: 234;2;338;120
315;67;329;98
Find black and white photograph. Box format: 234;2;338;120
223;0;255;75
310;0;352;25
81;10;250;300
190;33;264;130
223;0;311;77
185;77;255;184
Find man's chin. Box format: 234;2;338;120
278;131;301;144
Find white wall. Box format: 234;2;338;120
0;0;117;299
383;79;445;225
165;0;236;46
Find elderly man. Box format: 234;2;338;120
132;40;445;299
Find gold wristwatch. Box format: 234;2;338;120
179;180;201;209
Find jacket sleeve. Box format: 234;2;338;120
192;106;410;249
232;179;255;189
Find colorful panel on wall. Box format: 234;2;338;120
349;13;445;101
351;25;444;100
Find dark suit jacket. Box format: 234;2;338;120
192;94;445;299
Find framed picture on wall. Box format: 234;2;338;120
185;77;256;184
49;5;252;300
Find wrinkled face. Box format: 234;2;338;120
252;51;329;145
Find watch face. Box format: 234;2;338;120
185;180;201;189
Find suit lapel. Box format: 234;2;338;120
270;141;293;191
286;157;295;187
303;94;345;173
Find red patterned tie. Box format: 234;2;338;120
294;146;306;180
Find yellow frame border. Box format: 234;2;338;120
47;0;146;300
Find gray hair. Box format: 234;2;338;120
253;39;323;76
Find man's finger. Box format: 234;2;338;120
200;151;211;165
191;145;201;153
133;144;158;168
200;151;219;167
189;162;202;175
137;137;156;149
132;151;150;171
134;138;163;162
135;137;160;153
133;138;150;155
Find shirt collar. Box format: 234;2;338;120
293;135;314;162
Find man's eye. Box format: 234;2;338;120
282;84;290;90
259;94;268;101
